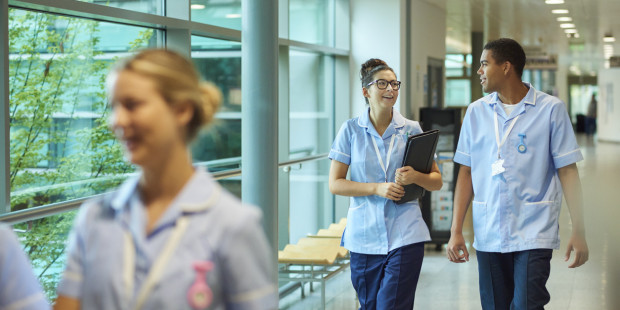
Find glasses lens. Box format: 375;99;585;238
376;80;388;89
391;81;401;90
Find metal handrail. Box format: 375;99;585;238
0;153;328;225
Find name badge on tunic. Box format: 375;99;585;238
491;159;505;176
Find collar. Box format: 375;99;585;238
357;107;406;138
484;82;537;107
109;166;219;216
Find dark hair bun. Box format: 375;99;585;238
360;58;388;78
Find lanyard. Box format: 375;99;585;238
123;185;221;310
371;134;396;182
494;111;520;159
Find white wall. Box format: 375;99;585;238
350;0;447;121
598;68;620;143
350;0;403;119
407;0;447;120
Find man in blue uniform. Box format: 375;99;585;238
447;38;589;309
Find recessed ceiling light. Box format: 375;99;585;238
545;0;564;4
557;17;572;22
191;4;205;10
225;13;241;18
603;36;616;43
552;9;569;14
573;33;580;38
560;23;576;28
564;29;578;34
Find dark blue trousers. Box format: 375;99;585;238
350;242;424;310
476;249;553;310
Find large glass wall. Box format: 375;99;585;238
1;0;350;303
7;7;162;299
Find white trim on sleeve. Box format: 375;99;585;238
456;150;471;157
330;149;351;158
554;148;580;159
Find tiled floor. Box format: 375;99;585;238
279;134;620;309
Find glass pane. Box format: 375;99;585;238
445;54;466;77
8;8;161;300
190;36;242;169
9;9;161;208
287;158;334;244
289;0;333;46
79;0;163;15
445;79;471;107
13;211;76;301
191;0;242;30
289;50;333;157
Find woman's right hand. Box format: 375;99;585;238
375;182;405;201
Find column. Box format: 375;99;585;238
471;31;484;102
241;0;279;259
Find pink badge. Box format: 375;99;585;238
187;261;214;309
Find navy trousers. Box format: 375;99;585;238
476;249;553;310
350;242;425;310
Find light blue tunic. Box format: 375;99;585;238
329;108;431;255
0;225;50;310
56;167;277;309
453;83;583;253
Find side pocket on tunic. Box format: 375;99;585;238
345;202;366;248
520;201;560;240
472;201;487;243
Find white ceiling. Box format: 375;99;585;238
442;0;620;75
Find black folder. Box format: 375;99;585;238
395;129;440;204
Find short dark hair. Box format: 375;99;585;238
360;58;396;104
483;38;526;78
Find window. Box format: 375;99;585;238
8;8;162;299
78;0;163;15
191;36;242;197
191;0;242;30
289;50;333;156
9;8;161;210
289;0;334;46
445;54;471;107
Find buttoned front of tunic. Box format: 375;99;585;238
56;167;277;310
453;83;583;253
329;108;431;255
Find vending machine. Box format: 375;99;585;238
419;107;462;250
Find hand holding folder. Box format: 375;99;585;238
395;129;439;204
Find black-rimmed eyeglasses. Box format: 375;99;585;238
366;79;401;90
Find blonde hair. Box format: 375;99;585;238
110;49;221;141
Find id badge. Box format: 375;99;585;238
491;159;505;176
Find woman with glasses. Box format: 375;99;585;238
328;58;442;309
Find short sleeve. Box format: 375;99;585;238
56;203;91;299
453;105;473;167
0;226;50;310
220;208;277;310
329;122;352;165
550;101;583;168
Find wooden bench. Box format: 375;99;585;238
278;219;349;308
